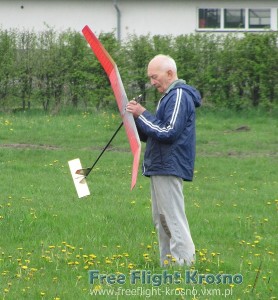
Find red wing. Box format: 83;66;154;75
82;25;141;189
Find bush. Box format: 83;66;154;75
0;28;277;112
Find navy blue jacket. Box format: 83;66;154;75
135;81;201;181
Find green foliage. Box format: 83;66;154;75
0;28;277;112
0;29;17;106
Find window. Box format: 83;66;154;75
198;7;275;31
249;9;270;28
224;9;245;28
199;9;220;28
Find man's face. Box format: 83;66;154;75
147;63;172;94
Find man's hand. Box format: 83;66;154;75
126;100;146;118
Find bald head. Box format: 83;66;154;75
147;54;178;93
149;54;177;73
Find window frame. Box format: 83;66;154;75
197;7;275;32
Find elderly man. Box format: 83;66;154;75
126;54;201;267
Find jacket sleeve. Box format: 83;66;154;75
135;88;193;143
136;124;148;142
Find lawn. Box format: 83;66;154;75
0;109;277;299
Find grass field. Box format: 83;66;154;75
0;109;277;300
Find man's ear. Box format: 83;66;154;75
167;69;174;78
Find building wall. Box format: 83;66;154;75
0;0;116;34
0;0;277;38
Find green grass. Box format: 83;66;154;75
0;109;277;300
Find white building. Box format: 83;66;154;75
0;0;277;39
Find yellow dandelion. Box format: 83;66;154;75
30;268;38;272
128;263;135;269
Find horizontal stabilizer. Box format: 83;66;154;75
68;158;90;198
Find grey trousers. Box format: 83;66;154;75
150;175;195;267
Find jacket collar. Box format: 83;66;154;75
165;79;186;95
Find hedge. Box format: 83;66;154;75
0;28;277;112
